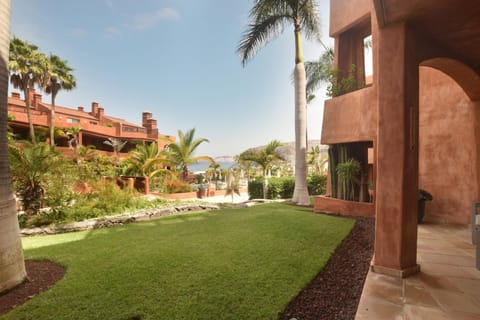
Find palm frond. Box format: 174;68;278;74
298;0;321;40
305;46;334;95
238;14;290;66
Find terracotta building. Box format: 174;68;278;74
316;0;480;277
8;90;173;154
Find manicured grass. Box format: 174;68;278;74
5;203;354;320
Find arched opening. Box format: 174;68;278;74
418;59;480;224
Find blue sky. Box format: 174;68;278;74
10;0;332;158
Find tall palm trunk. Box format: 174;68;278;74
50;90;56;146
0;0;27;293
23;83;35;142
291;25;310;205
262;168;269;199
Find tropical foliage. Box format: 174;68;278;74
238;140;284;198
8;37;46;142
8;142;63;212
336;158;361;201
305;46;334;97
307;145;328;175
123;142;169;178
168;128;213;180
9;37;76;144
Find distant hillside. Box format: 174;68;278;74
241;140;328;165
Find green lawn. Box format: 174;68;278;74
4;203;354;320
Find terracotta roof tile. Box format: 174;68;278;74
103;115;144;128
39;103;98;121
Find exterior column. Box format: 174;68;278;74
78;131;83;147
372;22;420;277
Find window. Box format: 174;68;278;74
122;126;145;133
89;121;98;125
67;118;80;124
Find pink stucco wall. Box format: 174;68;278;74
419;66;480;224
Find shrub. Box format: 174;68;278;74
267;177;295;199
164;180;193;194
58;182;147;223
248;175;327;200
280;177;295;199
307;174;327;195
248;179;264;199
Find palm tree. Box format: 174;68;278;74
65;126;81;161
8;142;57;212
42;54;76;146
209;161;221;188
124;142;170;178
103;137;127;162
225;170;240;203
307;145;328;175
0;0;27;293
168;128;213;181
305;46;334;97
239;140;284;199
9;36;47;143
238;0;321;205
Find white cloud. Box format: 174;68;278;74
132;8;180;30
104;26;121;37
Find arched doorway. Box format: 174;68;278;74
418;59;480;224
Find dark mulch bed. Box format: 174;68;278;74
0;215;374;319
279;216;375;320
0;260;65;316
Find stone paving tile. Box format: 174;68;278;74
404;282;439;308
355;296;403;320
428;289;480;314
355;223;480;319
361;272;404;305
403;304;480;320
417;252;475;267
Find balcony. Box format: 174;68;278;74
321;86;377;145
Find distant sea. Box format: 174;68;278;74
189;161;235;173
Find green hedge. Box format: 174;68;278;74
248;179;264;199
267;177;295;199
308;174;327;196
248;175;326;200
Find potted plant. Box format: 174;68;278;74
195;174;207;198
418;189;433;223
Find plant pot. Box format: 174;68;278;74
418;199;426;224
196;188;206;199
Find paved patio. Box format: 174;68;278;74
355;223;480;319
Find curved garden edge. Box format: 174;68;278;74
19;199;283;237
279;216;375;320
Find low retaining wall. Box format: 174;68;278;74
152;188;248;200
314;195;375;217
21;203;221;236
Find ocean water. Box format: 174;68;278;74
189;161;235;173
